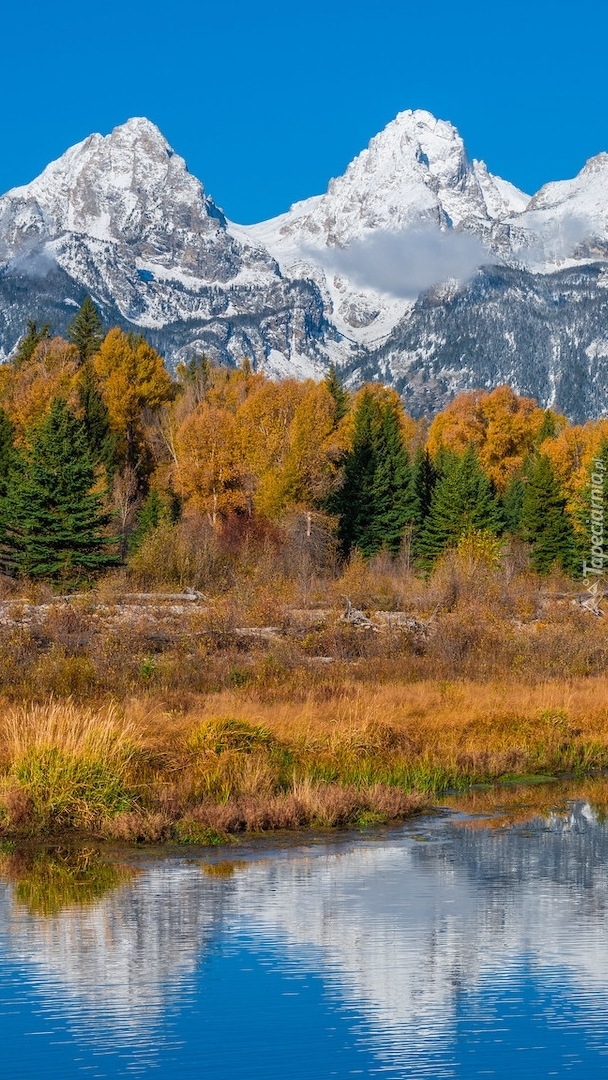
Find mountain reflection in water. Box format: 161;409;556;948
2;788;608;1077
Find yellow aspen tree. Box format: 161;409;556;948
236;379;308;514
174;401;246;524
542;422;600;508
1;337;79;439
427;385;552;490
257;382;344;517
478;386;547;489
94;329;175;472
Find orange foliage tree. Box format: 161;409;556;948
94;329;175;476
173;402;246;524
236;379;346;518
427;385;557;489
1;337;79;439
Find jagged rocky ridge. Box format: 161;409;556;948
2;112;608;419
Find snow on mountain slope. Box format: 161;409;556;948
0;119;333;378
3;110;608;417
242;110;531;344
0;117;278;314
512;152;608;265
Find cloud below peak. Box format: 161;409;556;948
307;225;493;299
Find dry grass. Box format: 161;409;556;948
0;701;144;831
0;550;607;843
0;673;607;842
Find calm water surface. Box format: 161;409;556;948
2;786;608;1078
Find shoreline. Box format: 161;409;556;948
1;770;607;853
1;586;608;846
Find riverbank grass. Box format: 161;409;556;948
1;677;608;841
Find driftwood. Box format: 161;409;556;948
340;598;377;630
541;590;607;617
339;598;437;637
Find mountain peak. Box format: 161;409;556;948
112;116;167;139
94;116;178;160
0;116;210;249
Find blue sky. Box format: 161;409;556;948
2;0;607;223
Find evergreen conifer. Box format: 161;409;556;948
519;454;576;575
324;363;350;423
502;474;526;534
368;402;417;553
333;390;377;555
333;389;415;556
128;488;181;553
78;362;116;473
417;447;503;566
13;320;51;368
67;297;103;364
6;399;118;584
410;447;437;553
0;410;17;574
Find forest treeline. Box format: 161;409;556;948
0;296;605;587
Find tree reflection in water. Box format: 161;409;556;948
0;846;136;915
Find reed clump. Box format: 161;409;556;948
0;701;142;831
2;676;608;844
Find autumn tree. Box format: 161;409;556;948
174;402;246;525
1;336;80;437
94;328;175;483
427;386;552;490
250;382;345;518
237;379;309;516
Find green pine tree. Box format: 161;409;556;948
128;488;181;554
6;399;118;584
535;409;562;445
519;454;577;575
417;447;503;567
67;296;103;364
502;474;526;534
410;447;438;553
0;410;17;574
333;389;378;555
78;361;117;474
324;363;350;423
332;389;415;556
368;402;417;553
13;320;51;368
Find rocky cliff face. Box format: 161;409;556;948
2;111;608;418
0;117;334;379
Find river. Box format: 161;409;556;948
2;782;608;1077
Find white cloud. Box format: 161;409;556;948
307;225;492;298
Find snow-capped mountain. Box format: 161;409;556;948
0;117;333;379
244;109;530;344
2;111;608;418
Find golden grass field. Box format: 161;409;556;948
1;672;608;842
1;551;608;843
